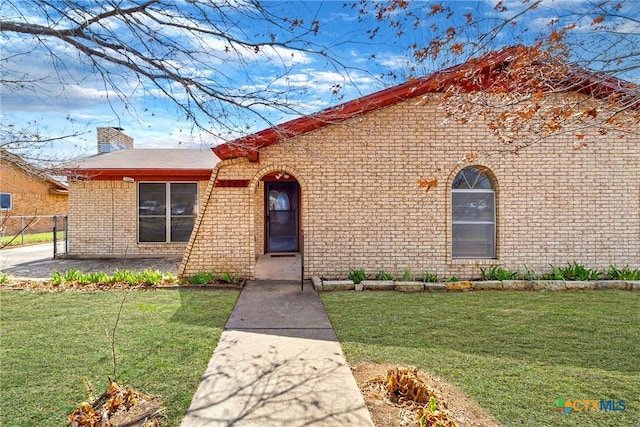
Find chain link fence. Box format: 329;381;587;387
0;215;68;256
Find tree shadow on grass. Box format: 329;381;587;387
169;288;239;328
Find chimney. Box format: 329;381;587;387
97;127;134;154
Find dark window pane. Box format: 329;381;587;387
452;192;495;222
139;183;166;215
139;217;167;242
170;217;195;242
139;183;167;242
452;223;495;258
170;183;197;216
0;193;11;210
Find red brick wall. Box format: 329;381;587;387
0;160;68;235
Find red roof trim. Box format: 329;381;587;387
68;168;212;182
213;46;638;161
212;48;516;160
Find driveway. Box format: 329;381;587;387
0;244;181;279
0;243;57;270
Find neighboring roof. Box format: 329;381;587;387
0;148;69;193
213;45;639;161
67;148;219;181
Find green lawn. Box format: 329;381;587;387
321;290;640;427
0;289;238;426
1;231;63;246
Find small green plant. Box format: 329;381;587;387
348;269;367;284
566;262;601;281
516;264;538;281
422;271;439;283
165;272;177;283
219;271;238;284
51;271;64;286
480;265;518;280
86;271;109;284
111;269;131;284
398;270;414;282
418;396;453;427
447;276;459;282
124;272;139;287
375;270;393;280
0;272;10;284
428;396;437;413
139;268;163;285
107;269;140;286
191;272;214;285
541;265;564;280
64;269;83;283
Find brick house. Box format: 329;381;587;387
178;50;639;280
0;149;68;237
66;128;217;257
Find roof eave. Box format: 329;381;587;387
67;168;213;181
212;48;518;161
212;46;638;161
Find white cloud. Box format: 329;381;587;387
376;53;415;69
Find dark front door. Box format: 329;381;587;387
266;182;299;252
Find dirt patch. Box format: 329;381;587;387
351;362;499;427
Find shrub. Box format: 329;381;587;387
398;271;414;282
219;271;239;284
605;265;640;281
111;269;132;284
51;271;64;286
544;262;601;281
190;272;214;285
516;265;538;281
124;272;139;287
375;270;393;280
348;269;367;284
139;268;164;286
422;271;439;283
64;269;83;283
87;271;109;284
480;265;518;281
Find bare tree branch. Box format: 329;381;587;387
1;0;374;139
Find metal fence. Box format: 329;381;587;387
0;215;68;256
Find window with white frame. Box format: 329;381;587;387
0;193;12;210
451;166;496;258
138;183;197;243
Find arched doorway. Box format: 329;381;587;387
263;172;300;253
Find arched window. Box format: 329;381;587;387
452;166;496;258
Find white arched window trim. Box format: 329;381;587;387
451;166;496;259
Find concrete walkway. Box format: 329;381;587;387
181;280;374;427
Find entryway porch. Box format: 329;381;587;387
254;253;302;281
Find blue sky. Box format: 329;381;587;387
1;0;638;161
